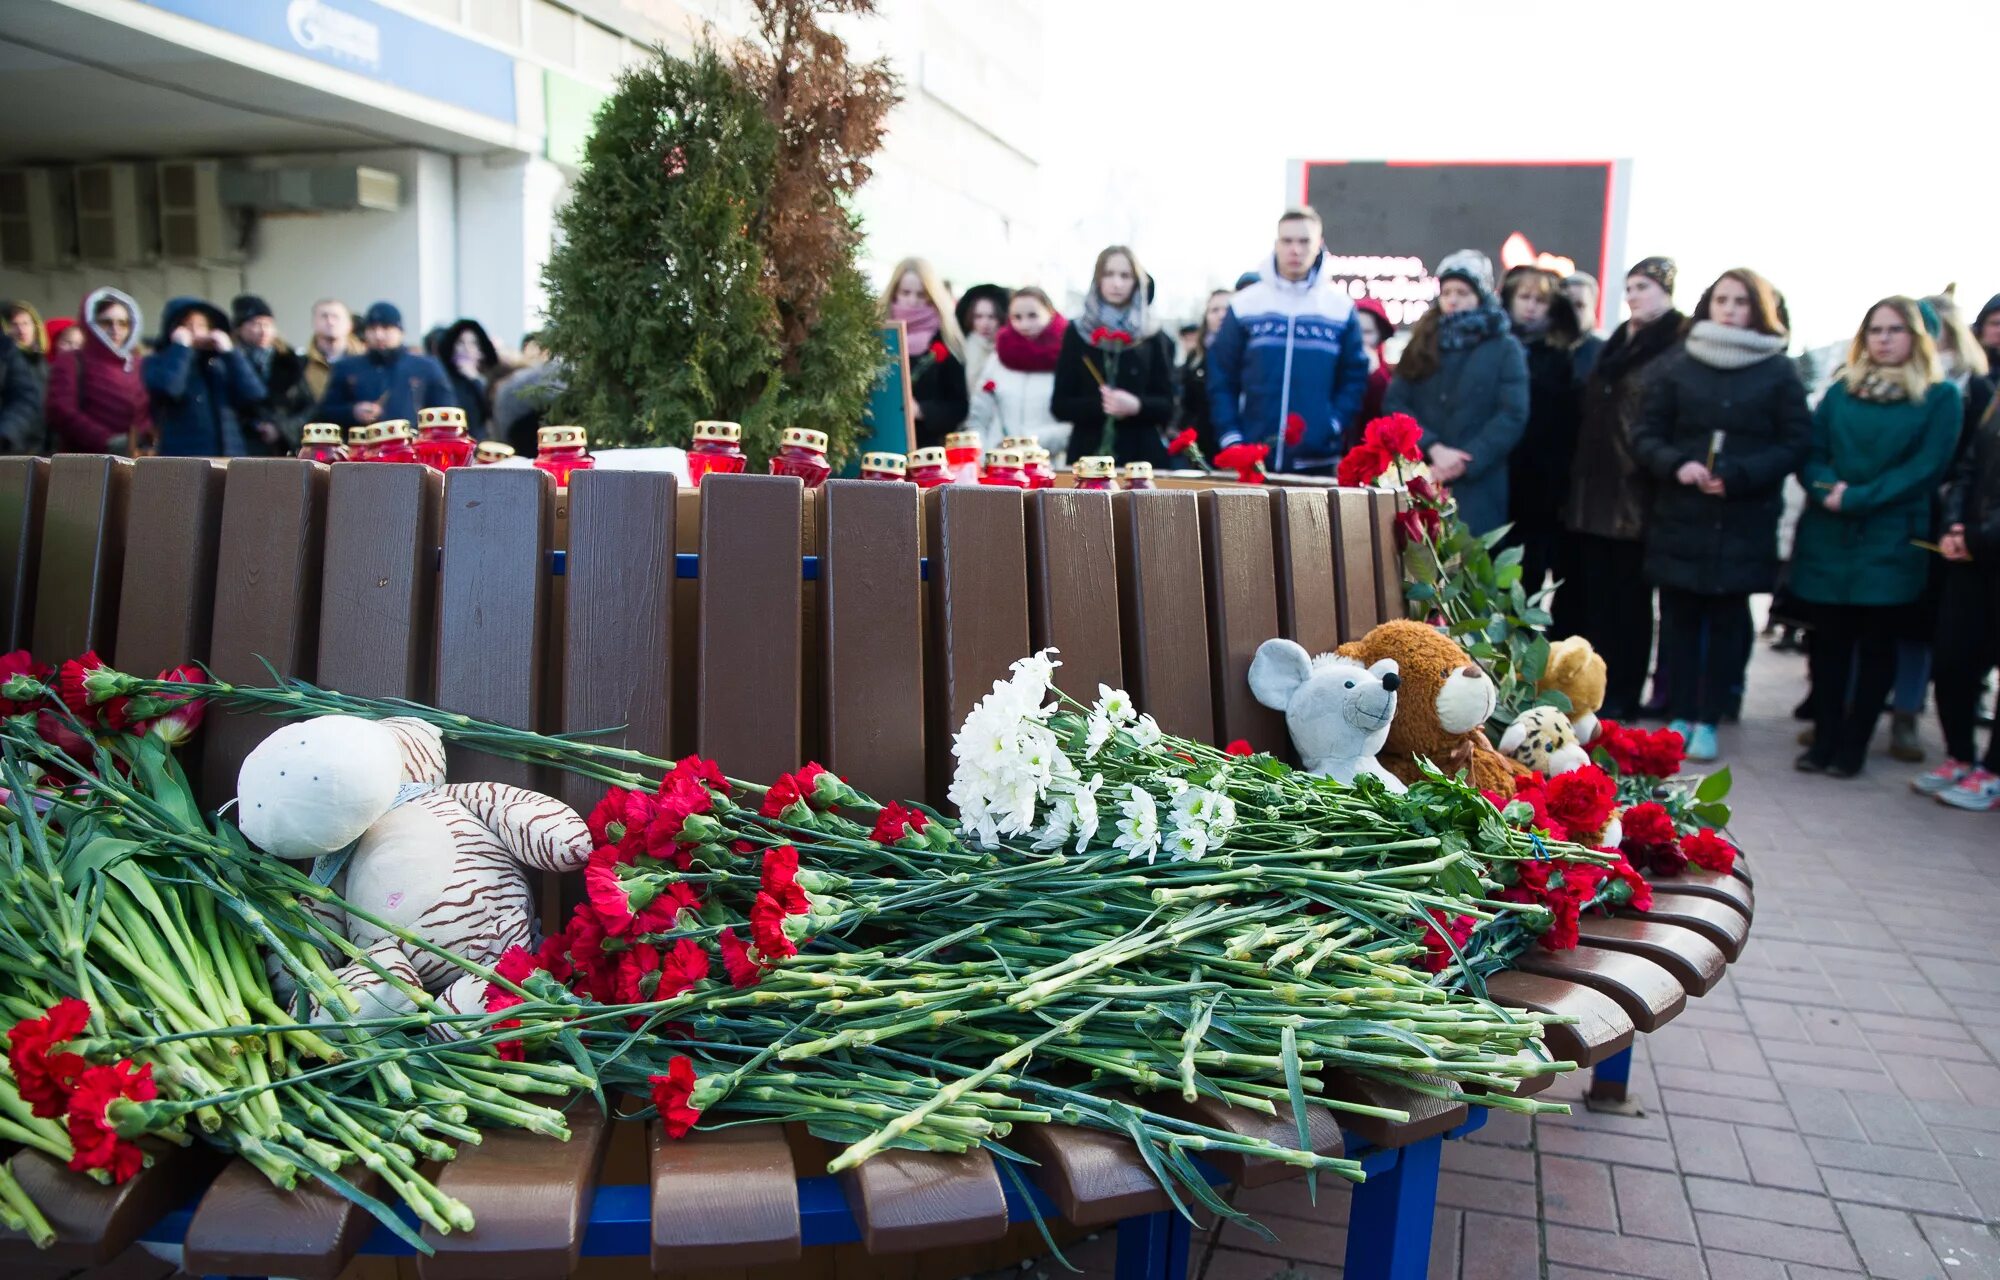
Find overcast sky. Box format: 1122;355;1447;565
1032;0;2000;348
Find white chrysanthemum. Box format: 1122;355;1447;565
1082;712;1115;760
1093;684;1137;726
949;652;1071;848
1128;714;1163;750
1010;649;1061;697
1113;786;1160;863
1032;794;1077;851
1165;823;1208;862
1068;773;1104;850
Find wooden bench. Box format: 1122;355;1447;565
0;456;1749;1280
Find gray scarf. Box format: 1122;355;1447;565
1684;320;1787;370
1076;287;1153;348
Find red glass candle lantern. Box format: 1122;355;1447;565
908;446;951;489
534;425;595;487
980;448;1028;488
475;440;516;465
945;430;982;484
688;420;747;487
298;423;348;464
414;406;474;470
1072;455;1118;491
1120;461;1156;491
860;451;908;481
767;427;832;488
347;424;380;461
373;420;418;463
1021;446;1055;489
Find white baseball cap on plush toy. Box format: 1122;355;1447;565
237;715;405;859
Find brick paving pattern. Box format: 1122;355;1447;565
1022;643;2000;1279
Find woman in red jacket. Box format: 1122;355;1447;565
46;288;150;454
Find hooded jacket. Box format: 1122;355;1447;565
314;341;457;427
45;288;151;454
143;296;268;457
439;318;504;440
1206;249;1371;470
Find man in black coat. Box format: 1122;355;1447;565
232;294;314;454
0;334;39;453
312;301;457;427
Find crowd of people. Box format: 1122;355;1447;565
0;292;555;460
3;205;1997;812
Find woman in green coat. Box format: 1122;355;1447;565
1792;295;1962;777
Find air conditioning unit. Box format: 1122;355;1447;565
217;164;401;214
0;168;62;269
73;163;151;265
157;159;240;262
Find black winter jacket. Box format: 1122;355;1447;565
1629;344;1811;595
1508;335;1583;536
1562;312;1684;542
910;345;969;449
1052;328;1176;466
1944;393;2000;565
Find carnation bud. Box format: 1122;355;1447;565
1;673;45;701
677;812;725;843
794;868;847;893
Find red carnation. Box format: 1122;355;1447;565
717;927;762;988
1284;413;1306;447
588;787;649;848
761;845;810;915
1606;854;1654;912
1544;766;1616;839
66;1060;155;1184
869;801;930;845
1336;443;1392;488
1213;442;1269;483
1091;326;1110;344
658;938;710;1000
929;341;950;364
982;380;996;394
1168;427;1197;456
585;843;641;933
534;931;574;984
0;650;51;716
759;772;803;819
792;763;840;808
750;891;798;961
1619;801;1676;849
1680;828;1736;874
7;998;91;1118
56;651;131;731
1419;910;1476;973
670;755;730;795
649;1056;702;1139
632;880;702;936
1363;413;1424;462
1225;740;1254;757
135;664;207;746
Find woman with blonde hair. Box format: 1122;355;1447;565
880;257;968;448
1051;244;1177;465
1791;296;1961;778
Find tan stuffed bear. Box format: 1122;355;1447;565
1536;636;1609;743
1337;619;1528;793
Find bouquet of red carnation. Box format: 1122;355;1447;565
1214;441;1269;483
1597;720;1686;779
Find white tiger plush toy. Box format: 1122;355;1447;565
236;714;593;1026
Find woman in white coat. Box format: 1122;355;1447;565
969;288;1073;456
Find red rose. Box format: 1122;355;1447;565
761;845;810;915
717;927;762;988
1363;413;1424;462
6;998;91;1118
869;801;930;845
1168;427;1197;456
1406;473;1440;504
1419;910;1476;973
1619;801;1676;849
929;341;950;363
66;1060;155;1184
1544;766;1616;839
0;649;50;716
982;379;996;394
750;891;798;960
1336;443;1392;488
1394;509;1426;545
649;1056;702;1138
1225;739;1254;757
1284;413;1306;447
1680;828;1736;874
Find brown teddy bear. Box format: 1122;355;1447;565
1338;619;1529;792
1535;635;1608;744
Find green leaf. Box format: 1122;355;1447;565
1691;801;1733;827
1694;766;1733;802
1493;545;1525;570
1517;634;1550;684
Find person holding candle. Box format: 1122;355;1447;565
967;287;1070;456
1629;267;1810;764
1791;297;1960;779
880;258;968;449
1053;244;1177;467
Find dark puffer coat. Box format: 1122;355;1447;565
1943;393;2000;564
1628;335;1811;595
1561;311;1685;541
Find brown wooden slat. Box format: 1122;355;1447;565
182;1161;376;1280
1368;489;1403;624
0;456;49;651
1025;489;1122;702
1113;489;1212;742
1483;969;1636;1068
561;468;675;812
1007;1124;1169;1227
1268;487;1341;656
651;1123;800;1270
0;1142;216;1269
1200;488;1287;754
1580;915;1727;993
436;466;552;788
112;458;224;677
696;473;804;784
1330;488;1379;641
1649;870;1754;920
317;462;441;703
837;1148;1009;1254
819;480;925;803
1514;944;1687;1033
924;485;1030;806
199;459;327;807
1630;895;1749;961
418;1102;611;1278
30;454;130;661
1151;1094;1344;1188
1321;1072;1467;1149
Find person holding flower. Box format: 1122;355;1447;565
1052;245;1176;466
1383;249;1529;535
1792;296;1960;780
1177;288;1233;460
955;283;1009;400
967;288;1071;456
880;257;968;449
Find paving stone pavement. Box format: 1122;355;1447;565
1007;642;2000;1280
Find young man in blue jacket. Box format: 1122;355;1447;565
313;301;457;428
1207;207;1372;473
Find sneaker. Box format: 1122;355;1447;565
1687;723;1721;762
1668;719;1693;742
1888;713;1925;764
1939;768;2000;812
1913;759;1972;795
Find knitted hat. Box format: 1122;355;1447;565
230;294;273;328
363;301;404;330
1435;249;1495;300
1627;256;1677;297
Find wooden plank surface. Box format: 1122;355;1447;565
1113;489;1212;742
317;462;441;702
30;454;130;661
1515;944;1687;1033
1579;915;1728;992
1650;869;1754;918
651;1124;801;1270
418;1103;611;1279
1025;488;1122;702
0;456;48;651
182;1161;376;1280
1369;488;1403;624
0;1143;217;1269
1269;487;1341;656
1200;488;1286;753
1484;969;1635;1067
923;485;1030;806
819;479;925;804
1331;488;1379;641
1633;893;1751;959
838;1148;1009;1254
697;474;804;784
113;458;224;677
1006;1125;1169;1228
1322;1072;1468;1149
